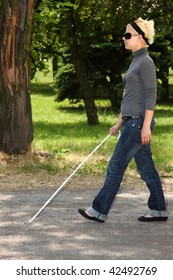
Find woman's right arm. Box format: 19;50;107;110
110;113;122;136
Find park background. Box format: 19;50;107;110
0;0;173;262
0;0;173;185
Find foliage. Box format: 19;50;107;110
31;0;173;123
54;63;81;102
53;41;125;106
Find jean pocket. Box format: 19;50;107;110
131;119;142;130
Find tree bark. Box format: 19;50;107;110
0;0;34;154
67;8;99;125
72;54;99;125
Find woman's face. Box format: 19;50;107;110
122;25;141;52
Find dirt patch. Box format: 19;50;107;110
0;170;172;192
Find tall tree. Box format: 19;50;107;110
0;0;34;154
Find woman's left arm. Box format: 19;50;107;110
141;109;154;145
140;58;157;145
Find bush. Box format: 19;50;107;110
54;63;81;103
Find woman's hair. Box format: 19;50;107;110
134;17;155;45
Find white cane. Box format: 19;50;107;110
29;132;120;223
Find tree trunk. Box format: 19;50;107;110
109;86;119;112
52;55;58;77
0;0;34;154
72;56;99;125
67;8;99;125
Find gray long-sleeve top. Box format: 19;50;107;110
121;47;157;117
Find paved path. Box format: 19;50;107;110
0;186;173;260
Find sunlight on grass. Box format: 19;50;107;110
28;70;173;176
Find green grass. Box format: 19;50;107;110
152;104;173;173
1;69;173;177
30;79;117;175
26;69;173;177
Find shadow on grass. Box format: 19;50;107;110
33;120;172;141
56;105;85;114
155;102;173;118
31;83;55;97
33;121;110;141
58;105;116;114
154;123;173;136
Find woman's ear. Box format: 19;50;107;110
138;34;143;42
137;34;146;46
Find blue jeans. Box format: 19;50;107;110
88;117;167;221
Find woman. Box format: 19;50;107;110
78;17;168;223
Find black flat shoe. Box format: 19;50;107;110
138;216;168;222
78;209;105;223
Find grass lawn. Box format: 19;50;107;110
27;70;173;177
1;70;173;177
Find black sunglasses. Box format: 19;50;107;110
124;32;139;40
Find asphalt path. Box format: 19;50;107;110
0;186;173;260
